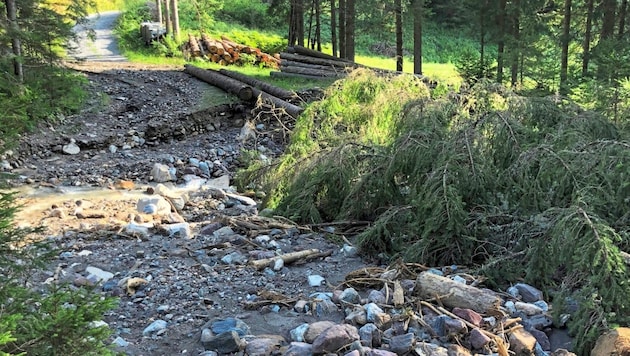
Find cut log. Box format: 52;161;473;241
282;65;346;78
219;68;296;100
415;271;502;313
280;52;358;69
249;249;324;270
184;64;253;101
187;33;201;57
288;45;354;63
251;87;304;118
270;71;335;80
281;59;347;73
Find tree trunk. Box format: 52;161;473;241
560;0;572;94
582;0;594;76
171;0;180;41
510;0;520;87
164;0;172;35
395;0;403;72
413;0;423;75
601;0;616;40
479;0;487;79
331;0;337;57
619;0;628;39
156;0;163;24
315;0;321;51
289;0;305;47
345;0;355;61
307;0;315;49
5;0;23;82
339;0;346;59
184;65;254;101
218;69;296;100
496;0;507;83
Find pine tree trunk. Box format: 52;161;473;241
164;0;172;35
345;0;355;61
339;0;346;59
582;0;594;76
413;0;423;75
171;0;180;41
560;0;572;94
315;0;321;51
479;0;487;79
395;0;403;72
510;0;520;87
331;0;338;57
496;0;506;83
307;0;315;49
297;0;305;46
156;0;163;24
5;0;23;82
600;0;616;40
618;0;628;39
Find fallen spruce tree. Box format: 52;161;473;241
237;69;630;354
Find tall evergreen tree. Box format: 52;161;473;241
395;0;402;71
560;0;572;94
412;0;423;75
582;0;595;76
345;0;355;60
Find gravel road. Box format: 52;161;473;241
70;11;126;62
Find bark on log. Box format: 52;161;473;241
415;271;502;313
249;248;323;270
270;71;335;80
281;59;349;73
280;52;358;69
184;64;253;101
188;34;201;56
288;45;354;63
282;65;346;78
251;86;304;118
219;68;296;100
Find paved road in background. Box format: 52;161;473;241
70;11;126;62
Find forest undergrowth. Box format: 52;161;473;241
238;69;630;354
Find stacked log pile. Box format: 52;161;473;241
183;35;280;68
184;64;303;118
274;45;358;80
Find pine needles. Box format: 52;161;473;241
245;71;630;354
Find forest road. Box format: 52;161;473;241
69;11;126;62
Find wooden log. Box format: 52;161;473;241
249;249;323;270
281;59;347;73
221;35;245;51
184;64;253;101
251;86;304;118
282;65;346;78
270;71;335;80
288;45;354;63
187;34;201;57
280;52;358;69
415;271;502;313
219;68;296;100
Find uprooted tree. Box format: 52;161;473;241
237;69;630;354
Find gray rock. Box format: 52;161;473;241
367;290;387;304
210;317;250;337
151;163;175;182
142;320;167;336
161;222;191;238
63;142;81;155
415;342;449;356
85;266;114;283
213;226;235;239
283;342;313;356
389;333;415;354
124;221;152;236
308;274;325;287
448;344;473;356
112;336;129;347
345;350;361;356
359;323;382;348
469;328;492;349
201;331;245;353
312;324;359;354
529;329;551;351
514;283;543;302
341;244;359;257
365;303;384;322
365;349;398;356
444;317;468;335
340;287;361;304
245;337;284;356
221;251;248;265
137;195;171;215
294;300;309;313
305;321;336;343
522;314;553;330
345;307;367;325
290;323;309;342
226;192;257;206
